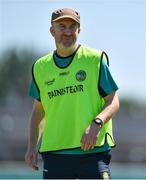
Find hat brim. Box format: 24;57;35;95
51;15;80;24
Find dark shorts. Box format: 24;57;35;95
41;150;111;179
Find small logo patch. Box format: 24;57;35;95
45;78;55;85
76;70;86;81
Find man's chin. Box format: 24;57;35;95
61;45;73;50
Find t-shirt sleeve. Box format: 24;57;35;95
98;52;119;97
28;78;40;101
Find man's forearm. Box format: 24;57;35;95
27;102;44;150
96;92;119;124
28;120;39;150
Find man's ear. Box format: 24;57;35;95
50;26;55;37
78;27;81;34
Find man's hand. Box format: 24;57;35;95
25;148;39;170
80;121;101;151
25;100;44;171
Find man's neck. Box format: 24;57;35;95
56;44;78;57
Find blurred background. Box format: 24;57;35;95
0;0;146;179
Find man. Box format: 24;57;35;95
25;8;119;179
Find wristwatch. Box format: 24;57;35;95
93;118;103;127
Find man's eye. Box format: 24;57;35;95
70;25;77;30
59;25;65;30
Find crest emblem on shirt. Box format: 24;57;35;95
76;70;86;81
45;78;55;85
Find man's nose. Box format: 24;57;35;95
64;28;72;35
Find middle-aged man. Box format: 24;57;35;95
25;8;120;179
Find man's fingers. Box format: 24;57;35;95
84;143;92;151
80;133;86;149
25;151;39;171
91;137;97;149
91;141;96;149
81;134;98;151
28;159;39;171
31;164;39;171
28;162;38;170
32;152;39;170
81;134;91;151
81;124;99;151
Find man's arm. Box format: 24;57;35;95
80;91;119;151
25;100;45;170
95;91;120;124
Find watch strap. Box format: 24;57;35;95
93;118;103;127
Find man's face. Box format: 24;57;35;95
50;18;80;50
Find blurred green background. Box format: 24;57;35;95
0;0;146;179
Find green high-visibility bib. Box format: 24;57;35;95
33;45;115;152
